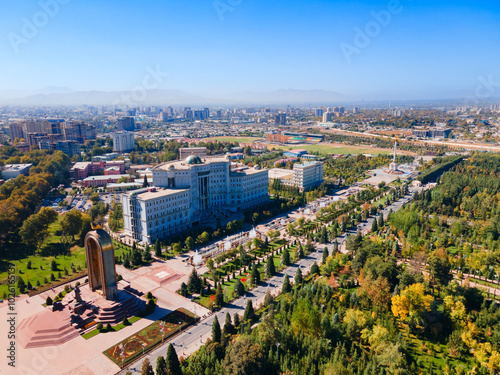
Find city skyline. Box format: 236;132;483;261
1;0;499;102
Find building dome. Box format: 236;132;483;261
185;155;203;165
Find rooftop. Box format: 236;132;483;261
135;188;189;200
3;163;33;171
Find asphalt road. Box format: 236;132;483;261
119;189;416;374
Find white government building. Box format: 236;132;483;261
122;154;269;244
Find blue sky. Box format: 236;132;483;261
1;0;499;100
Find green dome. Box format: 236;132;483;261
185;155;203;164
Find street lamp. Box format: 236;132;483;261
276;342;280;355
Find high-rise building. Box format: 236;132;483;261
322;112;334;122
112;132;135;153
315;109;324;117
55;140;80;158
292;161;324;191
117;117;135;131
275;114;287;125
9;123;23;140
64;122;96;143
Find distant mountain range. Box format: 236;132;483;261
0;88;348;106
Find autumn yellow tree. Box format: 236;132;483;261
391;283;433;322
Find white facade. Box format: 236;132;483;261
122;188;190;244
112;131;135;153
293;161;324;191
122;155;269;244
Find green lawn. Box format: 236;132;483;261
0;217;88;299
269;144;391;156
82;316;143;340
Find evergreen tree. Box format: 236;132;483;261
143;244;152;262
311;262;319;275
212;315;222;343
156;356;167;375
378;214;384;228
243;299;255;322
165;343;182;375
295;268;303;285
282;274;291;293
322;247;329;264
320;226;327;244
282;247;290;266
180;282;188;297
297;243;304;259
17;278;26;294
187;268;202;294
371;217;378;232
155;239;162;258
334;239;339;253
251;263;260;285
235;279;245;297
143;175;149;188
266;255;276;277
223;312;235;336
215;283;224;307
233;313;240;329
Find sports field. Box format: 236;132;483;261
268;143;392;155
204;136;262;144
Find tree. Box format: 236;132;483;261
334;239;339;253
311;262;319;275
215;283;224;307
320;226;327;244
322;247;329;265
391;283;433;322
187;268;202;294
378;214;384;228
17;277;26;294
180;282;188;297
197;231;210;245
20;207;58;252
282;248;290;266
235;279;245;297
223;336;264;375
46;296;53;305
295;268;303;285
156;356;167;375
371;218;378;232
428;255;453;290
51;259;57;271
223;312;235;337
143;175;149;188
60;209;83;240
141;358;154;375
143;244;152;262
131;247;142;266
243;299;255;322
185;236;195;250
266;255;276;277
297;243;304;259
155;239;162;257
212;315;222;343
251;263;260;285
165;343;182;375
282;274;291;293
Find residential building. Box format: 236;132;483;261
117;117;135;131
64;121;96;143
112;131;135;153
293;161;324;191
9;123;23;140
